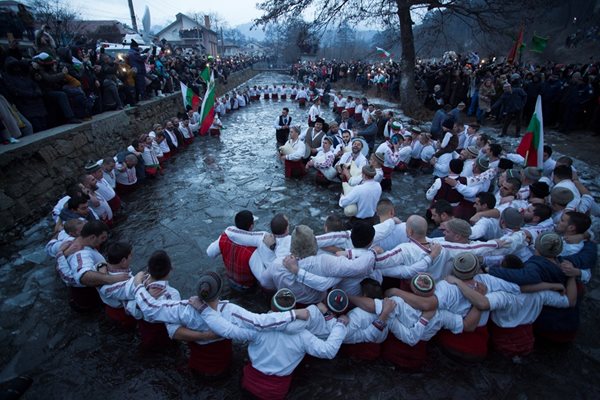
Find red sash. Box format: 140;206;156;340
382;166;393;180
241;363;292;400
107;195;121;213
281;95;287;100
188;339;232;376
116;182;137;196
341;342;381;361
210;128;221;136
453;200;476;220
437;325;488;361
272;94;279;100
290;94;297;100
184;137;194;145
346;108;355;117
105;305;137;330
298;98;306;106
315;170;329;185
145;166;158;177
284;160;306;179
138;320;171;350
263;93;269;99
489;321;534;357
336;106;344;114
381;336;427;370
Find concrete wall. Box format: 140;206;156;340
0;69;259;243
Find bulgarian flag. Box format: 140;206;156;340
199;68;216;135
180;82;200;111
516;95;544;168
376;47;391;58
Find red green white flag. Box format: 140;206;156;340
199;70;216;135
180;82;200;111
516;95;544;168
376;47;391;59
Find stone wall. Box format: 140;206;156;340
0;69;259;242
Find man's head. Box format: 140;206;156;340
314;118;324;132
485;143;502;159
523;203;552;224
431;200;453;226
543;145;552;162
351;138;364;154
124;154;138;168
362;166;376;180
529;181;550;200
406;215;428;239
80;174;98;191
500;207;524;231
197;271;223;302
410;273;435;297
550;187;574;211
534;232;563;258
326;289;349;315
324;214;345;233
270;213;289;236
376;199;395;220
234;210;254;231
290;126;300;140
102;157;115;172
328;122;339;133
290;225;318;259
80;220;109;248
341;130;351;143
360;278;383;299
148;250;172;280
521;167;542;184
452;252;480;280
553;165;573;183
449;159;464;175
350;222;375;249
281;107;289;116
555;211;592;235
271;288;296;311
499;177;522;197
106;241;133;267
68;195;90;217
443;219;472;243
474;192;496;213
63;219;85;237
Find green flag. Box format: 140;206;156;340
200;66;211;83
530;34;548;53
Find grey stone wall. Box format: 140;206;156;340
0;69;259;243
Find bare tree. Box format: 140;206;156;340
254;0;550;114
28;0;83;47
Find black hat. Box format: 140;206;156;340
314;117;325;125
498;158;514;170
442;117;455;131
130;39;139;48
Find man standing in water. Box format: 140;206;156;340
274;107;292;146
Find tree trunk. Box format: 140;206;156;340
396;1;420;116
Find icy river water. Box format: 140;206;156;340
1;72;600;399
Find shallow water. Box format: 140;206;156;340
1;72;600;399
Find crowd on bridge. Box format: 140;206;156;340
0;27;262;144
41;69;600;399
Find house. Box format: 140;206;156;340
222;41;241;57
155;13;218;56
242;42;269;57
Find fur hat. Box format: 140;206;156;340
551;187;574;206
410;273;435;296
84;160;101;173
197;272;223;302
272;288;296;311
501;207;524;229
290;225;318;259
327;289;349;314
466;145;479;158
374;152;385;165
445;219;472;238
475;157;489;172
452;252;480;280
535;232;563;258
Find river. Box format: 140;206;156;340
1;72;599;399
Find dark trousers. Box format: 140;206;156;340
275;128;289;145
501;111;522;136
45;91;75;120
135;74;146;101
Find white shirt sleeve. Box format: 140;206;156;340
134;285;192;324
379;255;432;279
302;323;347;359
226;303;297;331
296;268;342;291
200;306;257;342
318;252;375;278
206;237;222;258
426;178;442;201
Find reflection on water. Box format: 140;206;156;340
1;73;599;399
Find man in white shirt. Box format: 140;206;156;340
339;166;382;222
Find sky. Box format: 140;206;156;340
65;0;265;28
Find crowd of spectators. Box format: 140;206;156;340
0;27;262;145
292;56;600;135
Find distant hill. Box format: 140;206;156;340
235;22;265;41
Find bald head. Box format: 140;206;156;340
406;215;428;238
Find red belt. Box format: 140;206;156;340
489;321;534;357
188;339;232;376
241;363;292;400
381;335;427;370
437;325;488;361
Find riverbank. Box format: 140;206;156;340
0;69;259;244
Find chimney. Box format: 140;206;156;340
204;15;211;29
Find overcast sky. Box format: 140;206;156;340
68;0;264;28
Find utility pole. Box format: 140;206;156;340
127;0;138;32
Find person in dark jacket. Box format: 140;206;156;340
493;82;527;137
3;57;47;132
128;40;146;101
